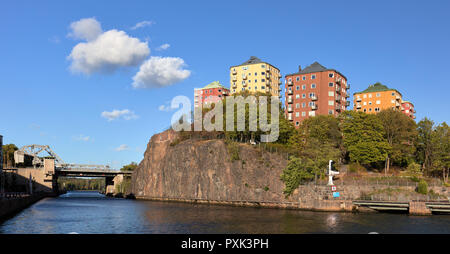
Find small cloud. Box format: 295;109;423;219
158;102;177;112
156;43;170;51
115;144;129;151
132;56;191;89
68;17;103;41
75;134;90;142
29;123;41;130
131;20;155;30
101;109;139;121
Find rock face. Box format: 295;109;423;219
131;130;292;202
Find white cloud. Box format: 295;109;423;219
158;102;177;112
156;43;170;51
101;109;139;121
132;56;191;89
115;144;129;151
75;134;90;142
68;17;103;41
131;20;155;30
67;18;150;74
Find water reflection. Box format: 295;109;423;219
0;191;449;234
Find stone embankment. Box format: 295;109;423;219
0;193;56;221
131;129;449;215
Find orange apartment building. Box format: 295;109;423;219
353;82;416;119
284;62;350;127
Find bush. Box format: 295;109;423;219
226;139;240;161
264;186;269;191
349;162;365;174
417;179;428;195
407;162;421;176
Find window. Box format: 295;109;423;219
309;92;315;98
302;85;306;90
369;108;372;112
302;76;306;80
363;94;367;98
261;79;265;82
218;89;222;92
296;85;300;90
302;112;306;116
376;100;381;105
309;102;315;107
328;110;334;115
233;89;236;93
296;77;300;81
311;84;316;89
248;80;251;83
243;66;248;70
261;64;265;68
363;109;367;112
328;100;334;106
363;102;367;106
255;79;257;83
329;91;334;96
375;108;380;112
218;95;222;98
255;72;257;76
295;112;299;117
368;94;372;98
242;81;245;85
296;121;300;126
329;83;334;87
242;88;245;91
329;73;334;78
376;93;380;97
295;94;300;99
296;103;300;108
302;102;306;108
255;86;257;90
261;72;265;75
288;78;292;82
309;111;315;117
369;101;372;105
391;92;395;96
302;94;306;98
261;86;265;89
248;73;251;76
311;74;316;79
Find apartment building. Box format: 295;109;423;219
229;56;282;97
353;83;415;119
401;101;416;119
194;81;229;108
284;62;350;127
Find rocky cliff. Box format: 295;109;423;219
131;130;293;203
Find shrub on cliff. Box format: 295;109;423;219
280;156;315;197
225;139;240;161
417;179;428;195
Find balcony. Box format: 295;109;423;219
288;89;293;95
335;86;341;93
311;105;317;110
242;75;247;80
356;97;362;102
232;70;237;75
287;97;293;104
232;76;237;81
287;80;293;86
242;82;247;87
265;66;270;71
335;78;341;84
278;87;282;92
396;95;401;100
232;83;237;88
287;107;293;112
278;73;282;78
311;95;318;101
345;94;350;98
266;73;270;79
356;104;361;109
395;101;400;107
335;105;341;111
335;95;341;102
346;83;350;89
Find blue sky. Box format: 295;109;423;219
1;0;449;168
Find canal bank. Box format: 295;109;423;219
0;193;58;221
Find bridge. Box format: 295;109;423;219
8;144;132;195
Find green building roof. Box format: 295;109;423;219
354;82;402;96
202;81;226;89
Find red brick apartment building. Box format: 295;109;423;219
284;62;350;127
194;81;230;108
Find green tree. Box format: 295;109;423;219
2;144;18;168
120;162;138;172
431;122;449;183
280;156;315;197
377;108;417;172
339;111;391;167
416;118;434;172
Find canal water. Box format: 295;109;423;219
1;191;449;234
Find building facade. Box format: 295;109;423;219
284;62;350;127
401;101;416;119
353;83;415;119
194;81;230;108
229;56;282;97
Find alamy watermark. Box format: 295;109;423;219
170;95;280;142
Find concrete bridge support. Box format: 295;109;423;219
105;174;125;196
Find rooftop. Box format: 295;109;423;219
230;56;280;71
354;82;402;96
202;81;227;90
285;61;347;80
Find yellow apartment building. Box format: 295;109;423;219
229;56;282;97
